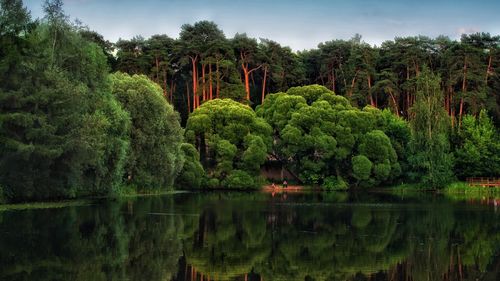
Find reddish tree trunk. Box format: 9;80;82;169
216;61;220;98
242;62;262;100
202;63;206;101
209;63;213;100
451;91;456;128
367;74;375;107
261;65;267;104
388;89;399;117
243;64;251;100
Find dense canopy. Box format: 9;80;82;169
185;99;272;189
256;85;402;188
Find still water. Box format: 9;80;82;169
0;191;499;281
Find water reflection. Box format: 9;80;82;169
0;192;498;281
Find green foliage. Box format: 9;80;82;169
408;67;454;188
185;99;271;189
0;1;130;201
0;185;5;204
257;85;403;188
109;72;184;190
175;143;205;189
322;176;348;190
453;110;500;178
352;155;373;182
222;170;259;190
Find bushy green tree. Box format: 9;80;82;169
453;110;500;178
185;99;271;189
110;72;184;190
175;143;205;189
408;67;453;188
352;155;373;182
0;0;130;200
257;85;402;188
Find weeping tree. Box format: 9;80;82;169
110;72;184;190
408;67;453;188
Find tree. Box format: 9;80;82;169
257;85;402;187
233;33;263;102
185;99;271;189
179;21;226;111
0;0;130;200
453;110;500;178
145;34;175;97
408;67;453;188
110;72;184;189
175;143;205;189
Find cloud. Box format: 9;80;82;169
457;27;480;35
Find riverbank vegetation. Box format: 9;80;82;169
1;0;499;203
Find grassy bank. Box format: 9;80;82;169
0;188;186;212
441;181;500;200
386;181;500;199
0;200;91;212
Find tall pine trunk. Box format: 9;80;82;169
261;66;268;104
190;55;198;111
209;62;213;100
216;61;220;98
202;63;206;101
459;57;467;127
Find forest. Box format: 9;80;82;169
1;0;499;202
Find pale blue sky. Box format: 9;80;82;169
24;0;500;50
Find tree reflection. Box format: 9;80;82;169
0;192;498;281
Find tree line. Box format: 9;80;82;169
109;22;500;127
1;0;499;202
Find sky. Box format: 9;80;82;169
24;0;500;51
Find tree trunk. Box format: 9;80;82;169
262;65;268;104
162;66;167;98
170;81;175;104
242;62;262;101
202;63;206;101
388;89;399;117
209;62;213;100
348;70;358;98
243;64;251;100
485;54;492;85
451;90;455;128
331;66;336;92
155;56;160;83
367;74;374;107
216;61;220;98
190;55;199;111
406;65;410;113
459;57;467;127
186;81;191;113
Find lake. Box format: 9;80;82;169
0;191;499;281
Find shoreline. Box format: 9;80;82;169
2;183;499;211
